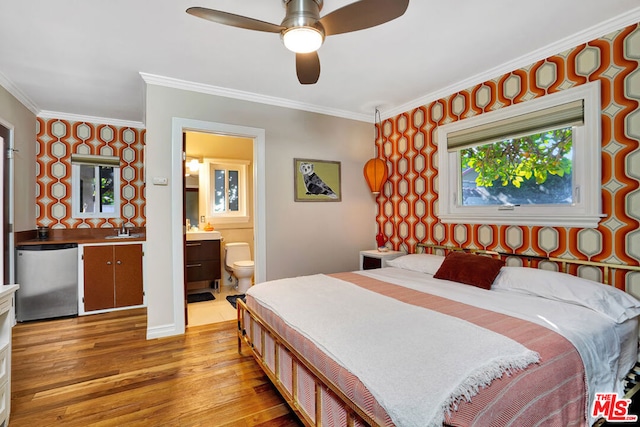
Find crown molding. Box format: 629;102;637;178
0;70;39;115
382;7;640;120
38;110;144;129
139;72;371;123
0;71;144;128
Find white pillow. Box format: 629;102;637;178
385;254;445;275
492;267;640;323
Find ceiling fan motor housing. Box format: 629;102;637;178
282;0;325;35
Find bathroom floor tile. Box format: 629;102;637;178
187;285;239;327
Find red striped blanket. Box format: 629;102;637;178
331;272;587;426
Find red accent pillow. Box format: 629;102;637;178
433;251;505;290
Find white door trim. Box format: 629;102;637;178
0;119;15;285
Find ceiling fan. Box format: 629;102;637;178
186;0;410;85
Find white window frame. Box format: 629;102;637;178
71;160;121;219
199;158;249;224
437;81;603;228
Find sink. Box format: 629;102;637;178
105;233;144;239
186;230;222;241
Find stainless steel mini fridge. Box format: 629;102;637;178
16;243;78;322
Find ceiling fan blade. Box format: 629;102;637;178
296;52;320;85
186;7;284;33
319;0;409;36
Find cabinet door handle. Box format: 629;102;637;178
186;243;202;247
106;261;112;265
186;263;202;268
117;260;122;265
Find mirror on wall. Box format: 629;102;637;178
185;188;199;227
184;162;200;228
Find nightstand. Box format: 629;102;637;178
359;250;404;270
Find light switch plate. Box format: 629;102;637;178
152;176;168;185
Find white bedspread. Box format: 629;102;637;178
247;274;540;427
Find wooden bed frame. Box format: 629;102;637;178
236;243;640;427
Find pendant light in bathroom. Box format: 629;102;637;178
363;108;388;195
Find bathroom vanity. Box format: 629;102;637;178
186;231;222;292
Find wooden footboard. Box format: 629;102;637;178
236;298;379;427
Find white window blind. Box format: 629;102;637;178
70;153;120;166
447;100;584;150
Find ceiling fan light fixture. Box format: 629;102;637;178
282;27;324;53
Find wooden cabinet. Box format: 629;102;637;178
186;240;221;291
82;244;143;312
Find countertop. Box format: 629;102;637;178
15;227;146;246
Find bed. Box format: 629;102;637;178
236;244;640;426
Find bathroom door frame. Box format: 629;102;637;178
171;118;266;331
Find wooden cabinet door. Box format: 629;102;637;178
114;244;143;308
83;245;116;311
84;244;144;312
208;241;221;280
185;240;221;285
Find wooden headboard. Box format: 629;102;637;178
416;243;640;290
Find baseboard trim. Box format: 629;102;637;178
146;323;182;340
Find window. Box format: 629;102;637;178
71;154;120;218
460;126;574;207
200;159;249;223
437;82;602;228
212;167;239;213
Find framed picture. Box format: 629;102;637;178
294;158;342;202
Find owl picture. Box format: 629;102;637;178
299;162;338;199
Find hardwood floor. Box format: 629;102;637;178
9;308;302;427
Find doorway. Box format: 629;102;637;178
184;131;255;326
170;118;266;333
0;122;14;285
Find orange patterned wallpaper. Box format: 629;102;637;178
36;118;146;228
377;23;640;276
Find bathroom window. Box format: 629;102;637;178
71;154;121;218
437;82;602;228
200;159;249;223
213;168;239;213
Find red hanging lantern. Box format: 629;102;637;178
363;158;388;195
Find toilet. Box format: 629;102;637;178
224;242;254;293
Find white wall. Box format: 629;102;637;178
0;85;36;232
144;84;376;337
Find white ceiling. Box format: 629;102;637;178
1;1;639;126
